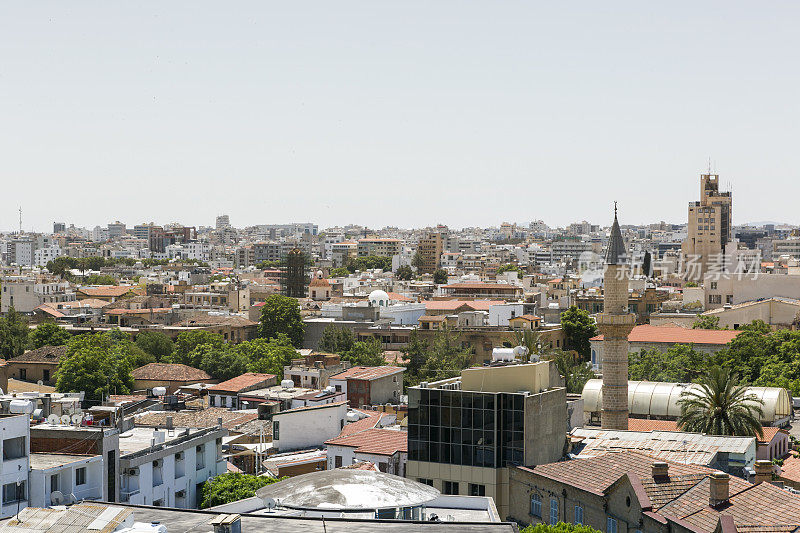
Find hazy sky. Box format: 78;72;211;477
2;2;799;232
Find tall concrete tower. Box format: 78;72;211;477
598;206;636;430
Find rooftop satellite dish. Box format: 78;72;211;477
71;414;82;425
47;414;60;425
60;415;71;425
263;497;276;511
37;380;44;386
50;491;65;506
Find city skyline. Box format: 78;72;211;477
3;2;800;230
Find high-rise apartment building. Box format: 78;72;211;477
407;361;566;518
216;215;231;230
107;221;127;240
681;173;732;280
416;232;445;273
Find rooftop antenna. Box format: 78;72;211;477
18;207;22;235
707;157;712;174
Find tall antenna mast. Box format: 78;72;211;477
18;207;22;235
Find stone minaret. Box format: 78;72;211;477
598;205;636;430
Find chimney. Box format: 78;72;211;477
166;416;173;430
709;472;730;507
651;462;669;479
754;460;772;484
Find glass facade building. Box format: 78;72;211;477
408;387;526;468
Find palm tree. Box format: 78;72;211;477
677;366;764;439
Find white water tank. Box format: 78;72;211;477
9;399;34;414
280;379;294;389
152;387;167;397
492;347;516;362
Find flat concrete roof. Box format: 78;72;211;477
29;453;99;470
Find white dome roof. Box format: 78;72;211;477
368;290;390;304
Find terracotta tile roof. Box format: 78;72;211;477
178;314;257;327
520;451;715;497
779;452;800;483
208;373;276;393
104;307;173;315
78;285;134;297
337;411;386;437
34;305;65;318
441;282;520;291
657;474;800;530
132;363;212;382
419;315;447;322
309;277;331;288
590;324;740;345
340;461;379;471
135;407;257;430
758;426;785;444
12;345;67;363
386;292;413;302
627;418;680;432
325;428;407;456
57;299;110;309
108;394;147;404
330;366;405;381
510;314;541;322
423;299;505;311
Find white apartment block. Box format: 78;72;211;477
29;454;105;508
34;246;62;267
0;415;31;519
119;426;227;508
1;277;76;313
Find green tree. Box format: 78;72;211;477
677;366;764;438
318;324;355;354
56;333;136;402
693;315;722;330
199;473;286;508
432;269;449;285
238;335;297;378
411;251;424;271
521;523;601;533
173;331;226;368
330;267;349;277
257;295;304;347
28;321;71;349
496;263;523;276
628;344;709;382
194;343;249;381
86;274;117;285
46;256;79;277
641;251;652;278
546;350;595;394
135;331;174;362
256;260;281;270
713;324;778;384
341;339;386;367
560;306;597;360
346;255;393;273
513;329;549;359
0;306;30;359
395;265;413;281
404;327;473;386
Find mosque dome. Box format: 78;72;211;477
368;289;390;307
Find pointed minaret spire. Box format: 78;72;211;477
598;203;636;430
605;203;626;265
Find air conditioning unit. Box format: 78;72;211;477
153;459;163;468
125;468;139;476
175;452;184;460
